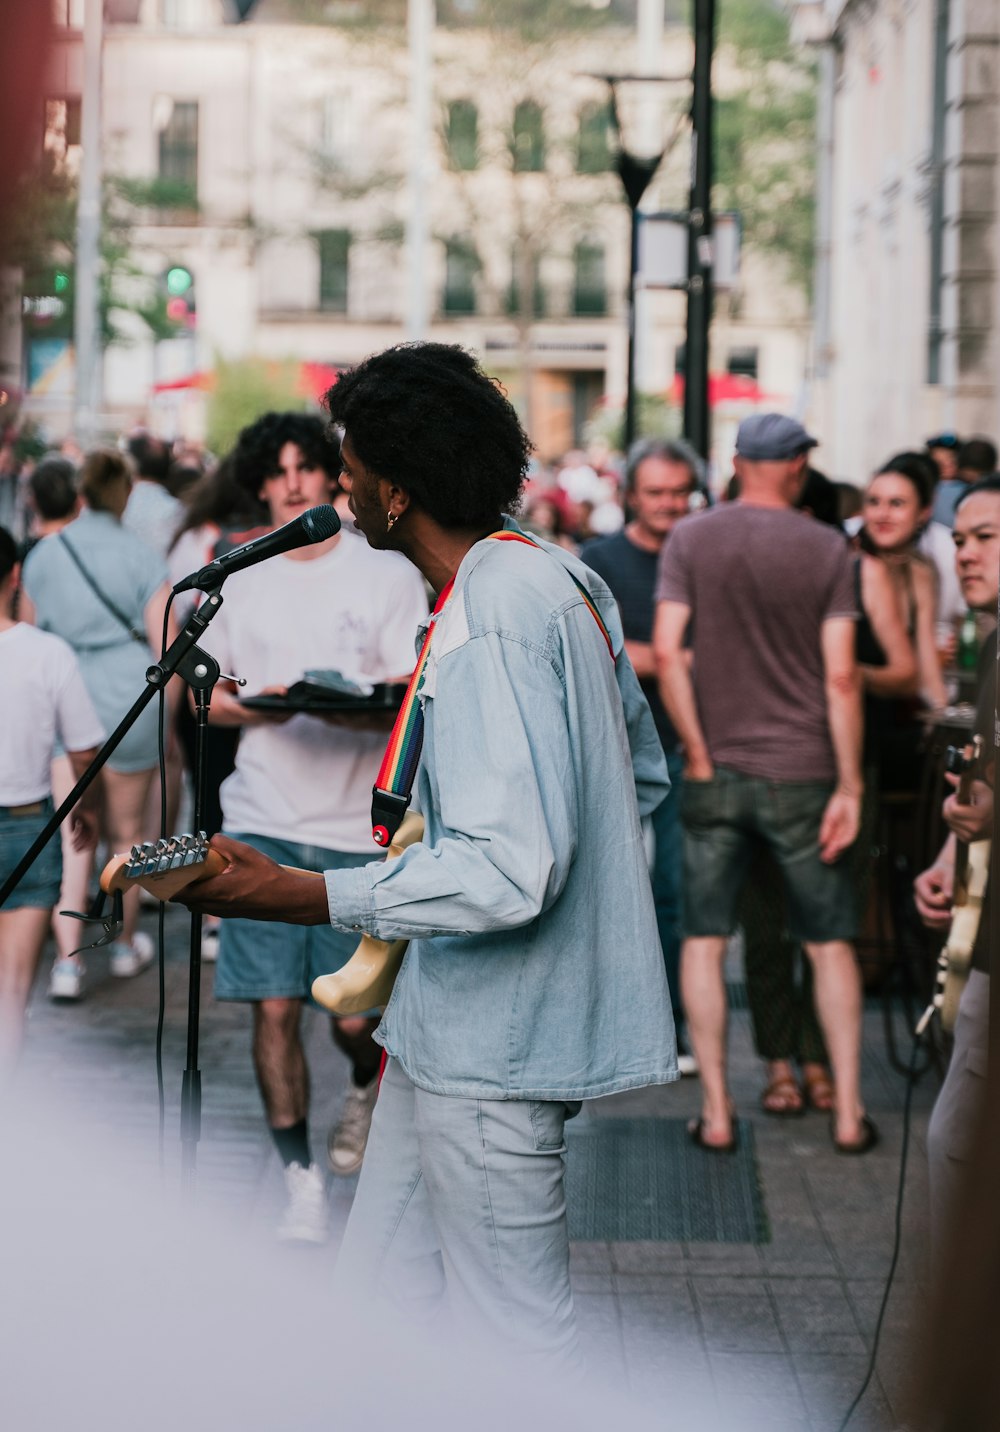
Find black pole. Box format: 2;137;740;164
985;564;991;1076
179;654;221;1188
683;0;715;461
625;201;641;452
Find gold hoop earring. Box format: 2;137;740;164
386;511;398;531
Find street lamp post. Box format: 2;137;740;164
617;146;664;452
682;0;716;462
604;84;667;453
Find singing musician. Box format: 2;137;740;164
180;343;677;1361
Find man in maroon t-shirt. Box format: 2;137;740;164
654;414;874;1155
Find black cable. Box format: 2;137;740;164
836;1032;922;1431
155;592;175;1169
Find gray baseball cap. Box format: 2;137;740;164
735;413;818;461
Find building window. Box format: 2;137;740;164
446;100;479;171
727;346;759;380
317;229;350;312
43;98;82;178
157;100;199;199
577;102;614;174
443;239;479;315
512;101;545;173
573;242;606;316
52;0;84;26
506;250;545;318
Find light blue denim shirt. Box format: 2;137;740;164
325;520;677;1100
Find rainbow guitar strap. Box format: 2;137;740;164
369;530;614;847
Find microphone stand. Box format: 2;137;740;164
0;584;226;1188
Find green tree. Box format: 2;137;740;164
2;166;196;347
205;356;308;456
714;0;817;296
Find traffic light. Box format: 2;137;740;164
163;264;196;327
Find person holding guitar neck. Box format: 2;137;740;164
915;477;1000;1246
179;343;676;1362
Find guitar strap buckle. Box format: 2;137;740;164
371;787;412;848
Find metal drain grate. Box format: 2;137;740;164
566;1117;769;1243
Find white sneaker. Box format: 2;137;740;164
277;1163;328;1244
49;958;85;1001
109;930;155;978
327;1080;379;1176
200;924;220;963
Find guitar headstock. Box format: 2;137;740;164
100;832;224;901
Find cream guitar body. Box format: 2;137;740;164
311;812;424;1016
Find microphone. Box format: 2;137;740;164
172;505;341;594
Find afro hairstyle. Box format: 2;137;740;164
323;343;531;529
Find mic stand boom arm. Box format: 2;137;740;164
0;586;227;911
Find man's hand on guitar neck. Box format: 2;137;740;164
914;854;955;931
173;834;331;925
943;773;994;844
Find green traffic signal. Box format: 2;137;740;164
53;270;70;294
165;265;193;296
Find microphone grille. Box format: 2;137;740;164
302;505;342;542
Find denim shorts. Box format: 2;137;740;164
680;766;858;943
214;833;374;1002
0;798;62;911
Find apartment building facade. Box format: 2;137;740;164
19;0;812;462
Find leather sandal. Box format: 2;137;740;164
760;1075;805;1118
801;1066;835;1113
687;1117;738;1153
832;1114;879;1156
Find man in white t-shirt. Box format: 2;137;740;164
0;526;104;1072
204;413;428;1243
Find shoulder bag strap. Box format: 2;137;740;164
58;532;147;645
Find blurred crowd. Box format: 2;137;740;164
0;403;996;1244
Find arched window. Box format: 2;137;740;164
446;100;479;171
512;101;545;173
443;238;479;314
573;241;606;316
576;101;614;174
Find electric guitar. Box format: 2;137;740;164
918;737;991;1035
99;813;425;1016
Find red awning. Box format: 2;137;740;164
669;373;780;406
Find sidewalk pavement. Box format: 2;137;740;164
18;905;936;1431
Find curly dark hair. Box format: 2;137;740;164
323;343;531;528
230;412;342;498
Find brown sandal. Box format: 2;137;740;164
760;1075;805;1118
802;1067;835;1113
